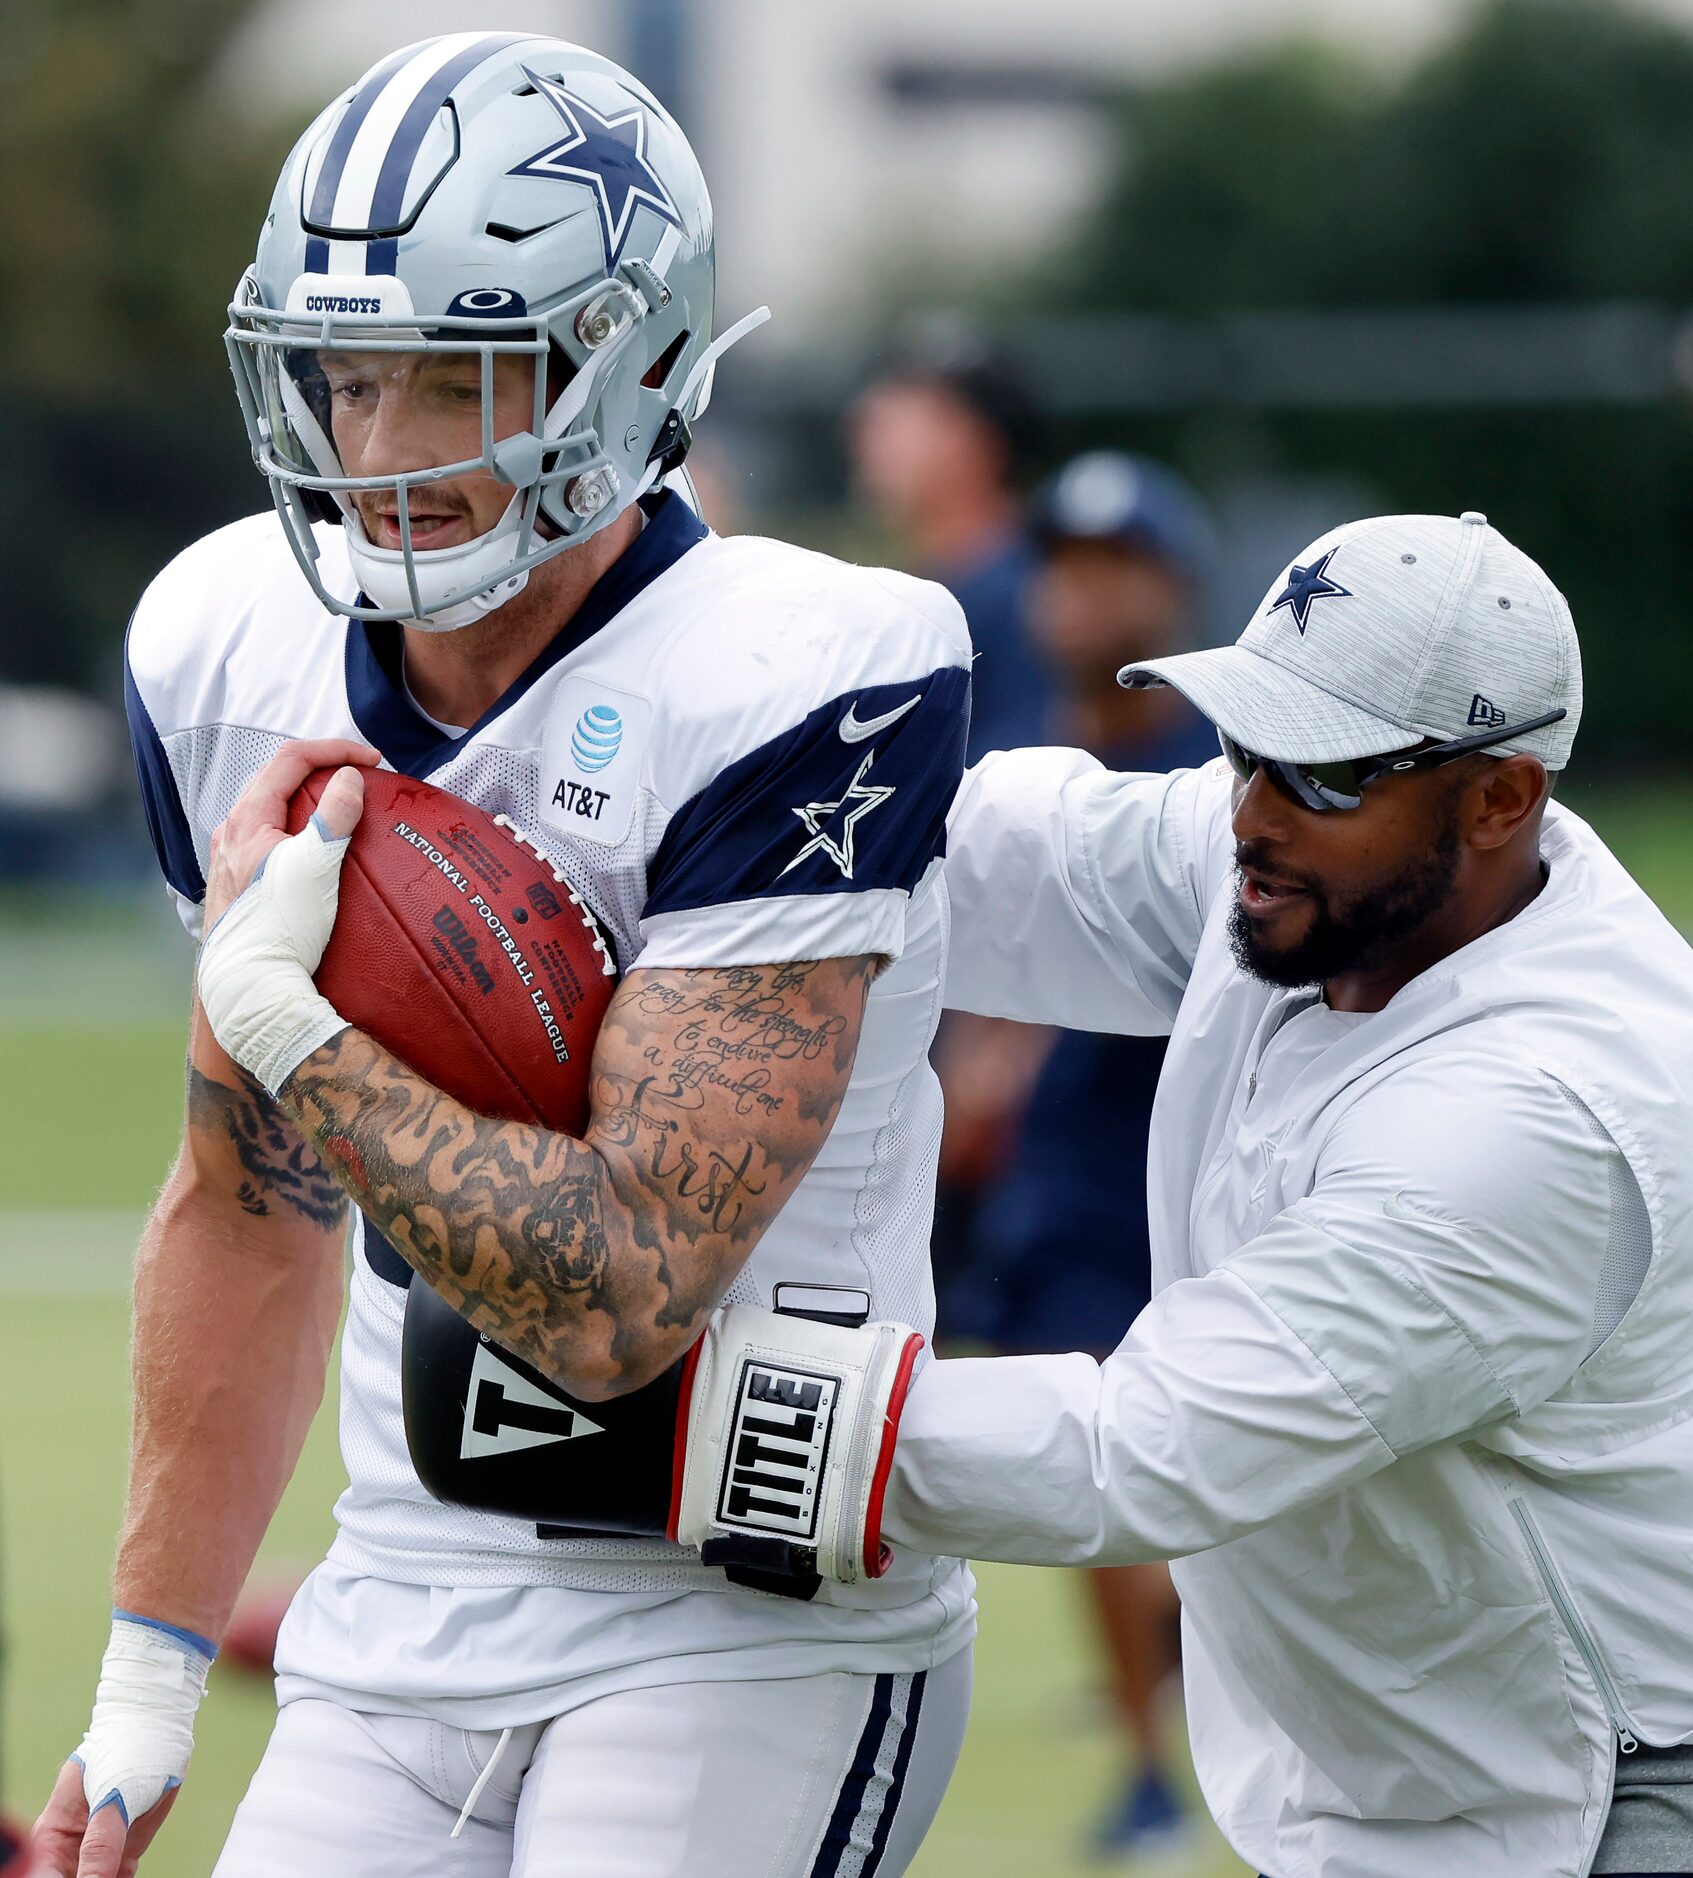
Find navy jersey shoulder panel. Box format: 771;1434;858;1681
645;664;969;919
123;619;205;903
345;490;709;779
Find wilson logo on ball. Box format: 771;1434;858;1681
570;705;623;773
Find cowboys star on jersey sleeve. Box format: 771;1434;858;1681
635;553;971;969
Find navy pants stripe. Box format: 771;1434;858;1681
811;1670;928;1877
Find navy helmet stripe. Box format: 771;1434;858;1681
307;42;416;231
304;234;330;273
365;33;531;235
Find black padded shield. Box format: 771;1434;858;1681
400;1277;682;1536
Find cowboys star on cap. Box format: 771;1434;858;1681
779;751;895;882
1269;547;1353;636
509;68;683;267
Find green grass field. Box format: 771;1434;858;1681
2;779;1688;1875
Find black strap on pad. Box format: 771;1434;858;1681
702;1535;823;1602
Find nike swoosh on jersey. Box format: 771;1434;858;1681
839;695;922;742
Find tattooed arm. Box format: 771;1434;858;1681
113;997;347;1640
281;955;874;1401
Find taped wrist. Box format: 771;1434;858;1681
196;812;350;1095
74;1612;215;1825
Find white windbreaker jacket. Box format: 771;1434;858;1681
884;751;1693;1878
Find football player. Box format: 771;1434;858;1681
38;35;973;1878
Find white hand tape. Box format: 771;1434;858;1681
74;1616;213;1828
196;811;351;1094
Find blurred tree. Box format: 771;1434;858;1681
1061;0;1693;769
0;0;295;689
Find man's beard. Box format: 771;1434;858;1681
1228;806;1463;989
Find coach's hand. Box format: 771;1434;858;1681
33;1614;213;1877
198;738;378;1096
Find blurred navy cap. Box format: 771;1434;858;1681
1031;451;1214;576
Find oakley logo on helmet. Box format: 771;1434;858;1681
446;288;529;317
1269;548;1353;636
1468;693;1509;729
509;67;684;267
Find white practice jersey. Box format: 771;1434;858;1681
124;492;976;1724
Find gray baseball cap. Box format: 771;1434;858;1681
1119;510;1582;768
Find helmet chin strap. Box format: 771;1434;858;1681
678;305;771;425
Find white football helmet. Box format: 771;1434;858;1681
226;32;765;628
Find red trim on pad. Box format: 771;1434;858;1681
862;1333;925;1578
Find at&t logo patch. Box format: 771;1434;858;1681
571;705;623;773
541;682;648;847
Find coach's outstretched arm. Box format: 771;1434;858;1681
669;1051;1613;1583
196;745;875;1405
882;1055;1607;1571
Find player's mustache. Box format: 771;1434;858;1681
354;490;473;525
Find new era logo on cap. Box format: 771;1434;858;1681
1468;693;1508;729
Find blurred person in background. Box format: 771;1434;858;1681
847;317;1050;764
945;452;1216;1869
848;321;1055;1325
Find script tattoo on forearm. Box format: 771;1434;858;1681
278;958;873;1396
186;1062;348;1228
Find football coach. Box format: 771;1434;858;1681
871;509;1693;1878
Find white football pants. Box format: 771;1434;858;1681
212;1650;971;1878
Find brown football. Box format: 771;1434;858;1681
286;767;617;1134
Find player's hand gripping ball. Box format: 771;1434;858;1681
196;746;618;1117
283;767;618;1128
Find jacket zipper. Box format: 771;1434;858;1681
1508;1497;1638;1756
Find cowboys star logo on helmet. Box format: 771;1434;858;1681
509;67;685;268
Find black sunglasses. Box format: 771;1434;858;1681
1219;707;1568;813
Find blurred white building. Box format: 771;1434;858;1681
215;0;1466;348
220;0;1693;345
